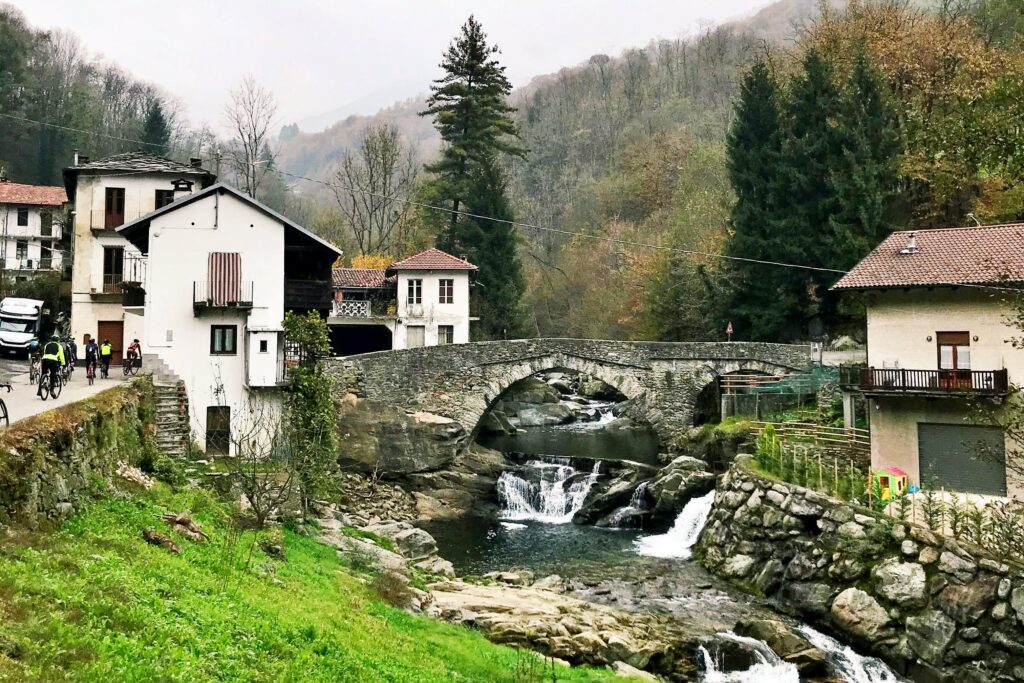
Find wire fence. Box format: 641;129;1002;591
754;425;1024;563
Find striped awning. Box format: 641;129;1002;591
208;252;241;305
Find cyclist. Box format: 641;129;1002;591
84;337;99;381
27;336;40;381
39;334;64;397
126;338;141;365
99;339;113;378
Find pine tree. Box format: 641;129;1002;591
724;60;787;341
829;50;904;269
140;99;171;156
420;16;528;339
773;50;844;339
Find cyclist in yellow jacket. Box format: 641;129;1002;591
99;339;113;378
39;334;65;397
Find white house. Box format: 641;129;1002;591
64;152;215;361
327;247;477;354
117;182;340;453
0;176;67;280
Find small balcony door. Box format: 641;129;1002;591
937;332;971;389
103;247;125;293
104;187;125;228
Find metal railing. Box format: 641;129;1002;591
332;299;371;317
100;255;146;294
856;367;1008;395
193;281;254;309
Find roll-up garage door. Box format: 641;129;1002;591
917;423;1006;496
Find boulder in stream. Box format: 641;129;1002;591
734;618;830;677
517;403;576;427
647;456;717;526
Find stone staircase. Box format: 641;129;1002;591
144;354;190;459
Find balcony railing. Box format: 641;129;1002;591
332;300;371;317
854;367;1009;396
193;281;254;311
100;255;146;294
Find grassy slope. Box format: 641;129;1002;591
0;487;623;683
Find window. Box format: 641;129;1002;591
104;187;125;228
102;246;124;293
408;278;422;305
155;189;175;209
206;406;231;456
259;339;269;353
210;325;238;355
40;210;52;237
15;240;27;261
438;325;454;345
439;278;454;304
937;332;971;370
16;207;28;226
407;325;425;348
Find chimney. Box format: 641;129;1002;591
189;157;203;169
73;149;79;166
0;167;7;183
171;178;195;200
899;231;918;255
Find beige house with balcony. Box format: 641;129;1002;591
64;152;215;361
833;224;1024;497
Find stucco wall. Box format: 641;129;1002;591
140;191;286;450
0;204;63;273
394;270;471;348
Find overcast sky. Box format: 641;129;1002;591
12;0;774;133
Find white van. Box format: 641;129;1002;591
0;298;45;356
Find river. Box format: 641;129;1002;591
428;373;903;682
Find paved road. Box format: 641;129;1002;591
0;356;130;426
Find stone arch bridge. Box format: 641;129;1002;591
328;339;810;452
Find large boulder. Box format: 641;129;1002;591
578;378;623;400
647;456;716;525
479;410;517;435
734;618;829;677
503;377;561;405
337;398;467;476
517;403;575;427
404;445;505;520
872;559;927;607
905;610;956;665
780;582;833;617
573;477;640;525
830;588;891;641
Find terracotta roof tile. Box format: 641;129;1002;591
0;181;67;206
332;268;394;288
832;224;1024;290
388;247;476;271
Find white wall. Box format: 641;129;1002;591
393;270;471;348
70;172;204;350
141;191;285;451
0;204;63;273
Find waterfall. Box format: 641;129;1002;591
606;481;650;527
497;459;602;523
797;626;903;682
634;490;715;558
698;632;799;682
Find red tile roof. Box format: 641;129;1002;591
0;181;67;207
388;247;477;271
332;268;394;289
832;224;1024;290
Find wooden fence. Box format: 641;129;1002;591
751;420;870;456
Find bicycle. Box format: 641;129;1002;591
61;360;74;385
123;355;141;376
100;357;110;379
0;383;11;427
86;359;97;385
37;368;61;401
28;354;40;384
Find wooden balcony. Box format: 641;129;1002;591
851;367;1009;397
193;281;254;312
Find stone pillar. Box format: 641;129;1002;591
842;391;857;429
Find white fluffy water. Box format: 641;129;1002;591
798;625;904;682
497;459;602;523
634;490;716;558
699;632;800;682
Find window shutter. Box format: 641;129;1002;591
208;252;241;305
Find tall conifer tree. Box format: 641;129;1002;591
829;51;904;268
724;60;786;341
420;16;528;338
140;100;171;156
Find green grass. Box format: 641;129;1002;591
0;487;624;683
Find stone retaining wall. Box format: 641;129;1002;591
697;457;1024;682
0;379;156;527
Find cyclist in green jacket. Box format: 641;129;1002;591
39;334;65;397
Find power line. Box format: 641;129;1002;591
278;168;849;275
0;112;167;149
